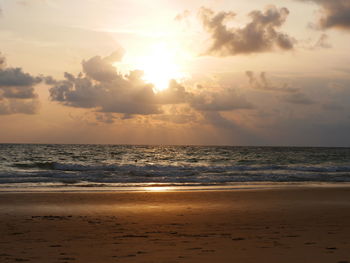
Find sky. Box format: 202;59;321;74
0;0;350;146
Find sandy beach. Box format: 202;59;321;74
0;186;350;263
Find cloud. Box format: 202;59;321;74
322;103;344;111
82;56;121;83
246;71;298;93
202;111;237;129
95;112;118;124
0;55;5;69
297;0;350;29
175;10;191;22
283;92;315;105
246;71;317;107
190;88;253;111
153;106;199;125
103;48;125;63
0;99;39;115
49;65;160;116
0;53;40;115
0;68;41;88
314;33;332;48
300;33;333;50
155;80;191;104
49;50;255;123
198;5;294;56
50;50;194;117
81;47;125;83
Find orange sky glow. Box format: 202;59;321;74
0;0;350;146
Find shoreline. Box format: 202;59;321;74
1;181;350;193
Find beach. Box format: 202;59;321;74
0;186;350;263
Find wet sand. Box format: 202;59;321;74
0;187;350;263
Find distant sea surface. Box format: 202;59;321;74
1;144;350;191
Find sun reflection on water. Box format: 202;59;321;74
144;186;172;192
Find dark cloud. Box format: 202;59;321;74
0;54;41;91
246;71;298;93
0;68;41;87
298;0;350;29
0;53;40;114
199;5;294;56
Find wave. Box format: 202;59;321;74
12;161;350;173
1;170;350;186
4;161;350;187
3;144;350;189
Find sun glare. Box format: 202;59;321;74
134;43;186;92
145;186;172;192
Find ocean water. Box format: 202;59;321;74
1;144;350;191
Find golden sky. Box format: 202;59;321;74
0;0;350;146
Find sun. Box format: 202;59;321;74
133;43;186;92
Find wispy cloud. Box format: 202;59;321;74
246;71;298;93
283;92;315;105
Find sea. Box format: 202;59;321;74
1;144;350;191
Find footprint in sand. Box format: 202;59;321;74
232;237;245;241
304;242;316;245
186;247;202;250
202;249;215;253
326;247;337;250
58;257;76;261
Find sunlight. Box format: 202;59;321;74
144;186;172;192
133;43;186;92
